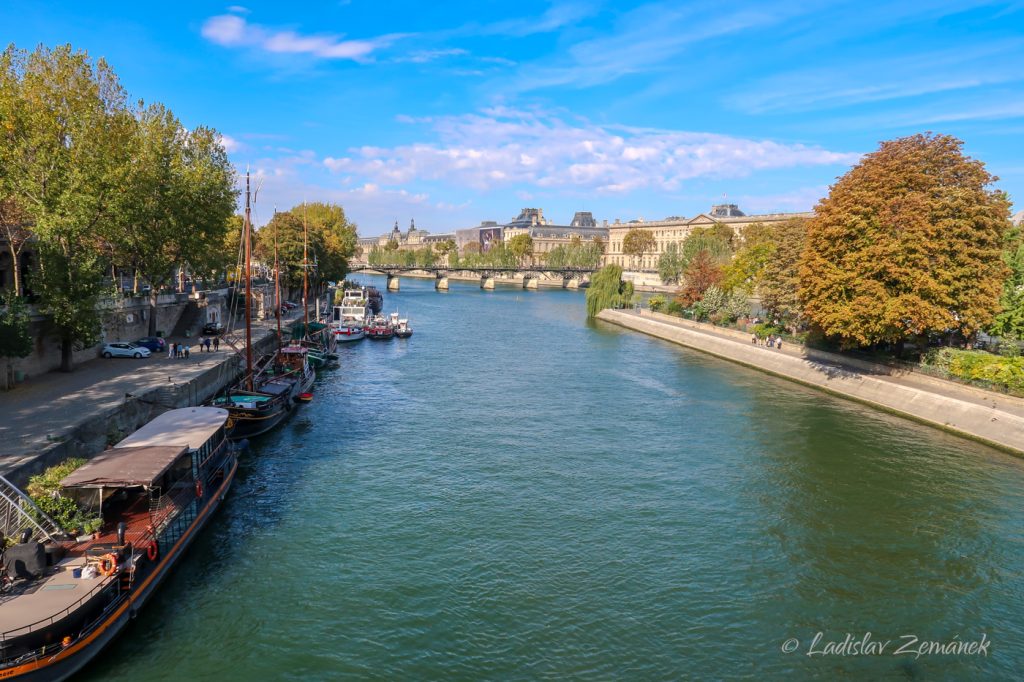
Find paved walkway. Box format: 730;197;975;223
0;319;284;476
630;309;1024;419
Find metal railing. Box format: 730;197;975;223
0;476;65;543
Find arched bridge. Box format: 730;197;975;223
349;265;597;291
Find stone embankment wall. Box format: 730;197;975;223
598;309;1024;455
6;330;277;486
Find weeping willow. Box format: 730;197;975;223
586;264;628;318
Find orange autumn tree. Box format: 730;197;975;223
800;133;1011;349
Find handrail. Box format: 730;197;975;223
0;475;65;542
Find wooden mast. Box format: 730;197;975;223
302;203;309;338
243;171;254;391
274;210;282;347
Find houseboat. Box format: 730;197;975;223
0;407;238;681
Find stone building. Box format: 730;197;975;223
499;209;608;261
603;203;813;271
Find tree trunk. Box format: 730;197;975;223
894;338;905;360
60;334;74;372
2;362;11;391
148;291;159;336
8;243;21;297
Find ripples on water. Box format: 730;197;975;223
86;277;1024;681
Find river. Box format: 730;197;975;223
84;275;1024;680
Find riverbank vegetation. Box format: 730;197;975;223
0;44;239;370
27;458;101;535
648;133;1022;393
586;264;634;318
255;203;358;292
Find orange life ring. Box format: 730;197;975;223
98;553;118;576
147;540;159;562
195;480;203;498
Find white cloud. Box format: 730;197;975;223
200;14;406;62
322;108;859;194
396;48;468;63
219;134;243;153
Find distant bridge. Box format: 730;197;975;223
348;265;597;291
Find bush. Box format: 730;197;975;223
664;300;684;316
27;458;101;534
923;347;1024;393
648;294;666;312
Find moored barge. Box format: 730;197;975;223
0;407;238;681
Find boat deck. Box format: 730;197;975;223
0;556;111;639
0;490;190;640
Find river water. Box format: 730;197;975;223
85;276;1024;681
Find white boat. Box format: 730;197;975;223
331;288;369;343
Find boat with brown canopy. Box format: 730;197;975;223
0;407;238;681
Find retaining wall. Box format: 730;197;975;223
598;309;1024;455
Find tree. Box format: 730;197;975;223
0;45;133;371
110;103;236;334
990;231;1024;339
256;212;322;291
622;228;656;269
435;239;456;264
384;239;399;252
721;222;775;294
463;241;481;255
657;242;684;284
759;218;808;329
299;202;357;283
681;227;732;268
592;236;606;254
507;233;534;265
0;291;32;389
675;250;723;307
0;198;32;297
801;133;1011;348
586;264;633;317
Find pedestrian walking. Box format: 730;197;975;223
168;342;175;359
777;338;783;350
183;344;190;359
751;333;757;345
207;337;213;352
213;336;220;352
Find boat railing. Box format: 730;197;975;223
0;475;66;543
0;567;122;643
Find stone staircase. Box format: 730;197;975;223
170;300;202;338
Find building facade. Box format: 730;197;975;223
499;209;609;261
603;204;813;271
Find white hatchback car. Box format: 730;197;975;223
101;342;152;359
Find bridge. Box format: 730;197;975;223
348;265;597;291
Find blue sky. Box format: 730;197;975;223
4;1;1023;235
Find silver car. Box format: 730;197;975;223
101;342;152;359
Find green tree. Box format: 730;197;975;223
801;133;1011;348
722;223;776;294
586;264;633;317
759;218;808;329
622;228;656;269
0;198;32;297
0;44;132;371
110;103;236;334
0;292;32;389
298;202;357;283
681;227;732;268
657;242;684;284
434;239;456;264
507;233;534;265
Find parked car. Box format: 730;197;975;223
134;336;166;353
101;342;152;359
202;322;225;336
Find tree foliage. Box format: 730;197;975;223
586;264;633;318
622;228;656;268
507;233;534;264
675;250;723;307
0;44;131;370
801;133;1011;347
990;230;1024;339
721;223;776;294
657;242;684;284
759;218;807;328
0;291;32;389
545;241;602;269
